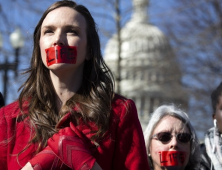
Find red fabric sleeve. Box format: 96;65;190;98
112;99;150;170
0;107;8;169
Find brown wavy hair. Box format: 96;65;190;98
18;0;114;152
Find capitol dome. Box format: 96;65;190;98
104;0;188;130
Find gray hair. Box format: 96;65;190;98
144;104;200;169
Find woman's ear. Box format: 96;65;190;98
147;152;153;169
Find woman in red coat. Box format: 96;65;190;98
0;1;150;170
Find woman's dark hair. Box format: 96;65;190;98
18;0;114;152
211;82;222;114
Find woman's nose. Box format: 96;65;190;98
53;32;65;46
169;136;179;149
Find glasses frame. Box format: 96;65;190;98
151;132;192;144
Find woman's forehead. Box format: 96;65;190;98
153;116;189;133
42;7;86;29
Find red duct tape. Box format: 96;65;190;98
45;46;77;66
159;151;186;167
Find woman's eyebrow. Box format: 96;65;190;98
41;25;56;30
41;25;81;30
64;25;81;30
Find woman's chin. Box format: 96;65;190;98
48;63;75;70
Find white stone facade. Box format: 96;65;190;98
104;0;188;131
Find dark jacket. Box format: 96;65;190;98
200;143;212;170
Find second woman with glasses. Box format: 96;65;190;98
144;104;201;170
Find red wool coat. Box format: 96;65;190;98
0;95;150;170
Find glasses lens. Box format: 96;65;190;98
157;132;172;142
177;133;191;143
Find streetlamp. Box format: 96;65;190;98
0;28;24;103
9;28;25;77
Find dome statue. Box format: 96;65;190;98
104;0;188;130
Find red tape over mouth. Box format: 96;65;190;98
45;46;77;66
159;151;186;167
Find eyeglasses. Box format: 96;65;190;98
151;132;192;144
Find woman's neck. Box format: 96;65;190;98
49;67;83;110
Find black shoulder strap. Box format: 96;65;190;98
0;92;5;108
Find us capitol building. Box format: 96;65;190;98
104;0;188;130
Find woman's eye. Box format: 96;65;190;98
44;29;53;34
68;29;78;35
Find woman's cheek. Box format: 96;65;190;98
39;39;49;67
